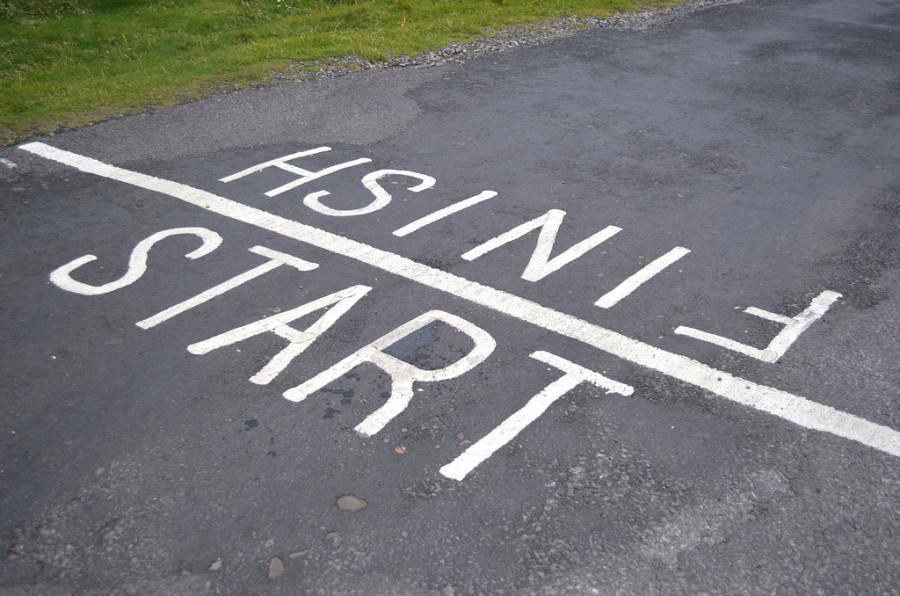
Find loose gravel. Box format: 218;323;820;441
272;0;745;83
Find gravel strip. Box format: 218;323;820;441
272;0;745;83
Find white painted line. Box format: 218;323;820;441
50;227;222;296
744;307;792;325
249;244;320;271
393;191;498;237
767;291;842;358
136;245;318;330
304;169;436;217
675;290;842;363
20;142;900;460
264;157;372;197
219;147;331;182
220;146;373;197
283;310;496;437
531;350;634;396
461;209;622;282
188;284;371;385
138;257;281;329
595;247;691;309
0;157;17;169
440;351;633;480
673;325;770;360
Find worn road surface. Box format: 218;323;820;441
2;0;899;594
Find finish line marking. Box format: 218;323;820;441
19;141;900;459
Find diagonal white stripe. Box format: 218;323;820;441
19;141;900;459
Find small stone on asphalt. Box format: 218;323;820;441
336;494;368;511
268;557;284;579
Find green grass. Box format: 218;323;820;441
0;0;677;144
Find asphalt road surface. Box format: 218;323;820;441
2;0;899;594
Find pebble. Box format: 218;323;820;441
289;549;311;559
209;558;223;571
336;495;368;512
325;531;343;547
268;557;284;579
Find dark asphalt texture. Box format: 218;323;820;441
2;0;900;594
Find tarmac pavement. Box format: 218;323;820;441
1;0;899;593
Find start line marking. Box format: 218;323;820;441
19;142;900;462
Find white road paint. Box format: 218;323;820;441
265;157;373;198
50;227;222;296
0;157;17;169
283;310;497;436
675;290;842;363
137;245;319;330
595;247;691;309
20;142;900;460
440;350;633;481
744;307;792;325
461;209;622;282
393;191;498;237
218;146;372;198
303;169;436;217
188;284;371;385
219;147;331;182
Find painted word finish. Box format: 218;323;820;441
220;147;841;363
222;147;694;312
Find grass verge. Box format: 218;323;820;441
1;0;678;145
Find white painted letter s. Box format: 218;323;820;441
302;169;435;217
49;227;222;295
